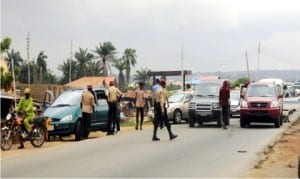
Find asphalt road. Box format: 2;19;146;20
1;104;300;178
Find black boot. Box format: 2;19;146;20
18;143;24;149
167;127;177;140
152;126;160;141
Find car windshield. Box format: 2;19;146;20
246;85;276;97
194;83;220;97
169;93;185;103
51;91;82;107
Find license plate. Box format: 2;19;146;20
199;111;210;116
47;125;54;131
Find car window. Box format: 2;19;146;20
194;83;220;96
246;85;276;97
169;93;185;103
51;91;82;106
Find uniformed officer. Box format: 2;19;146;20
135;81;145;130
107;81;122;135
152;79;178;141
80;85;95;140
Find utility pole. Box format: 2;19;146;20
26;33;30;88
69;40;73;83
256;41;261;82
181;43;184;91
245;50;250;81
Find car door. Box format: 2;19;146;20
90;89;109;130
182;93;193;119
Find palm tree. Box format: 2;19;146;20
113;58;126;90
74;47;94;78
123;48;137;84
86;59;103;76
134;67;151;84
5;49;23;71
58;59;78;84
36;51;47;83
94;41;117;76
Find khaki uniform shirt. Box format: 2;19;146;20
108;86;122;102
155;86;168;109
135;89;145;108
81;91;95;113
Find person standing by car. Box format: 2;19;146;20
152;78;164;129
107;81;122;135
135;81;146;130
80;85;95;140
152;79;178;141
16;88;35;149
219;80;230;129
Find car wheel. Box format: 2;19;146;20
240;117;246;128
173;110;183;124
75;120;82;141
188;117;195;127
274;117;280;128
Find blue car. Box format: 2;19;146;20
43;88;109;140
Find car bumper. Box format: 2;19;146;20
241;108;280;122
48;122;75;136
188;109;221;122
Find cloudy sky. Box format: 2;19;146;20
1;0;300;76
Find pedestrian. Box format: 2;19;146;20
152;78;164;129
80;85;95;140
219;80;230;129
107;81;122;135
134;81;145;130
152;79;177;141
15;88;35;149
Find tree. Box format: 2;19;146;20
58;59;78;84
113;58;126;91
86;59;104;76
36;51;48;83
0;67;13;91
133;67;151;84
123;48;137;83
74;47;94;78
5;49;23;72
94;42;117;76
0;37;11;53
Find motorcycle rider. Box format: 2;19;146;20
16;88;35;149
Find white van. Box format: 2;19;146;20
259;78;287;96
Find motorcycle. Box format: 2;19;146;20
1;111;46;150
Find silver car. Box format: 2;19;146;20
167;92;193;123
230;90;241;117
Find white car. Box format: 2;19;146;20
167;91;193;123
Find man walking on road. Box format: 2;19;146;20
219;80;230;129
80;85;95;140
152;79;177;141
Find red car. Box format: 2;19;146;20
240;82;283;128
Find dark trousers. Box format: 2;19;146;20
222;106;229;126
82;112;92;138
136;107;144;127
107;102;117;134
153;103;171;130
116;103;121;131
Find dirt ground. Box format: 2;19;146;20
245;117;300;178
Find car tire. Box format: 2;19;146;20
173;110;183;124
240;117;246;128
75;120;82;141
188;117;195;127
274;117;280;128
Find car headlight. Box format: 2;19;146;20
270;100;279;108
241;100;248;108
61;115;73;122
212;102;220;109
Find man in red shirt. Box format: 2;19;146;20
219;80;230;129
